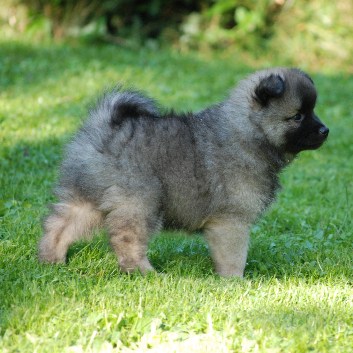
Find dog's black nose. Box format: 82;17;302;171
319;126;329;136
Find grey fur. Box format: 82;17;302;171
39;67;329;277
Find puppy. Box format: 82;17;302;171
39;68;329;277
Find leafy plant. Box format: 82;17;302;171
180;0;284;50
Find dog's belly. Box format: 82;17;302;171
161;192;210;231
163;211;206;232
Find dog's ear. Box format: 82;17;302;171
254;74;285;106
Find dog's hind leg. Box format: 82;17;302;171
100;189;159;274
104;207;155;274
39;201;103;263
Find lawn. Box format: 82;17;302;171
0;38;352;353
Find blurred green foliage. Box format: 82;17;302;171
1;0;353;71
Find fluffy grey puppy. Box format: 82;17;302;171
39;67;329;277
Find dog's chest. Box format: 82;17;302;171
220;165;280;220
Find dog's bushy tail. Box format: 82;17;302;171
89;89;160;129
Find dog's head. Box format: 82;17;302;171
249;68;329;154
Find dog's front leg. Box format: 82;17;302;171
204;217;250;278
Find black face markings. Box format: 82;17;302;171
283;72;327;154
284;112;328;153
298;83;317;113
254;74;285;106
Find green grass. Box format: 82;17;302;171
0;39;352;353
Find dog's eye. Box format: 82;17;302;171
292;113;304;122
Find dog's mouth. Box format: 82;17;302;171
302;141;324;149
299;137;328;150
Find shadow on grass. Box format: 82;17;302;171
0;40;251;108
1;41;141;89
